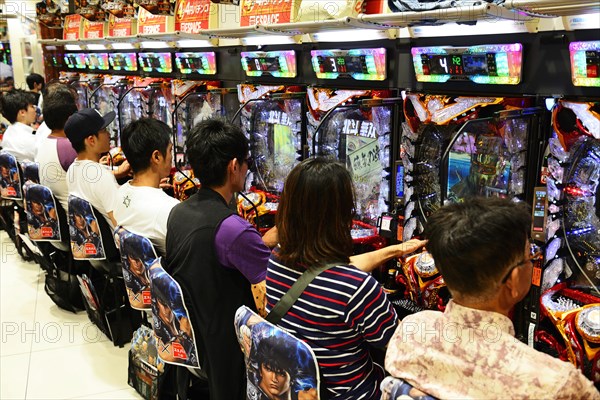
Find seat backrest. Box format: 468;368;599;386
21;161;40;185
234;305;322;399
23;184;62;241
380;376;439;400
0;151;23;200
67;194;108;260
114;226;158;311
147;258;200;369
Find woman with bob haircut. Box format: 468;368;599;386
266;158;425;399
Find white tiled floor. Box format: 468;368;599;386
0;231;142;400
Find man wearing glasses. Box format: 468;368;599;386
384;197;599;399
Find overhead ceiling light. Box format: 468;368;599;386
112;42;135;50
86;44;106;50
311;29;390;42
140;41;170;49
65;44;82;51
176;39;216;48
241;35;296;46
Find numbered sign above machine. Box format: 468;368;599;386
412;43;523;85
311;48;387;81
175;52;217;75
86;53;109;71
138;52;172;74
569;40;600;87
64;53;87;70
108;53;138;72
240;50;297;78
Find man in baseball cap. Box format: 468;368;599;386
65;108;130;228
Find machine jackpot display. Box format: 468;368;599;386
396;43;544;314
85;53;110;72
535;41;600;388
234;50;304;235
308;48;397;251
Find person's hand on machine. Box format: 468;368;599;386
350;239;427;273
113;160;131;179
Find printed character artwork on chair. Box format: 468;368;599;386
148;260;199;368
115;227;158;310
67;195;105;259
0;151;22;200
235;306;320;400
24;184;60;241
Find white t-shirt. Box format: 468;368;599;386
112;181;179;256
35;136;71;212
1;122;36;162
67;159;119;228
35;122;51;144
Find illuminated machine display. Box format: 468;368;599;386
396;42;544;313
535;40;599;388
234;50;304;234
308;47;398;250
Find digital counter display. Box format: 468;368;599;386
570;41;600;87
64;53;86;69
311;48;386;81
241;51;296;78
318;56;368;74
108;53;137;71
412;43;522;85
86;53;109;71
138;52;172;74
175;52;216;75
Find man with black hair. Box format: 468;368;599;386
384;197;599;399
0;89;37;161
65;108;130;228
112;118;178;255
34;83;78;211
26;73;45;106
165;118;271;399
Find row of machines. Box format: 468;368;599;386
48;37;599;387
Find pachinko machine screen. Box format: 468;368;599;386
570;41;600;87
175;52;216;75
241;50;296;78
108;53;137;72
64;53;87;69
412;43;523;85
311;48;386;81
86;53;109;71
138;52;172;74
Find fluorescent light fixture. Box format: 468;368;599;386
65;44;82;51
177;39;215;48
312;29;389;42
242;35;296;46
410;20;529;38
112;42;135;50
140;41;170;49
86;44;106;50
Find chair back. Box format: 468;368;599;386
380;376;439;400
67;195;107;260
23;184;61;241
148;258;201;369
21;161;40;185
114;227;157;311
0;151;23;200
234;305;322;399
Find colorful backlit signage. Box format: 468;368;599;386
241;50;296;78
311;48;386;81
175;52;216;75
570;41;600;87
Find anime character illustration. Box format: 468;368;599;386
68;196;104;259
235;307;319;400
116;229;158;310
0;151;22;199
25;184;59;240
148;261;199;368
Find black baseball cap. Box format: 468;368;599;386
64;108;115;144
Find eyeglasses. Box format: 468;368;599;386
501;243;543;284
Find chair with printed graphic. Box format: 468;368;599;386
380;376;439;400
234;306;323;400
67;194;140;347
147;258;206;391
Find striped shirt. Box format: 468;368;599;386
266;254;398;400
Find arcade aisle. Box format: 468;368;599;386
0;231;141;400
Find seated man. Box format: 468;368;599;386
385;197;599;399
64;108;130;229
0;90;37;161
35;83;78;212
112;118;179;255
